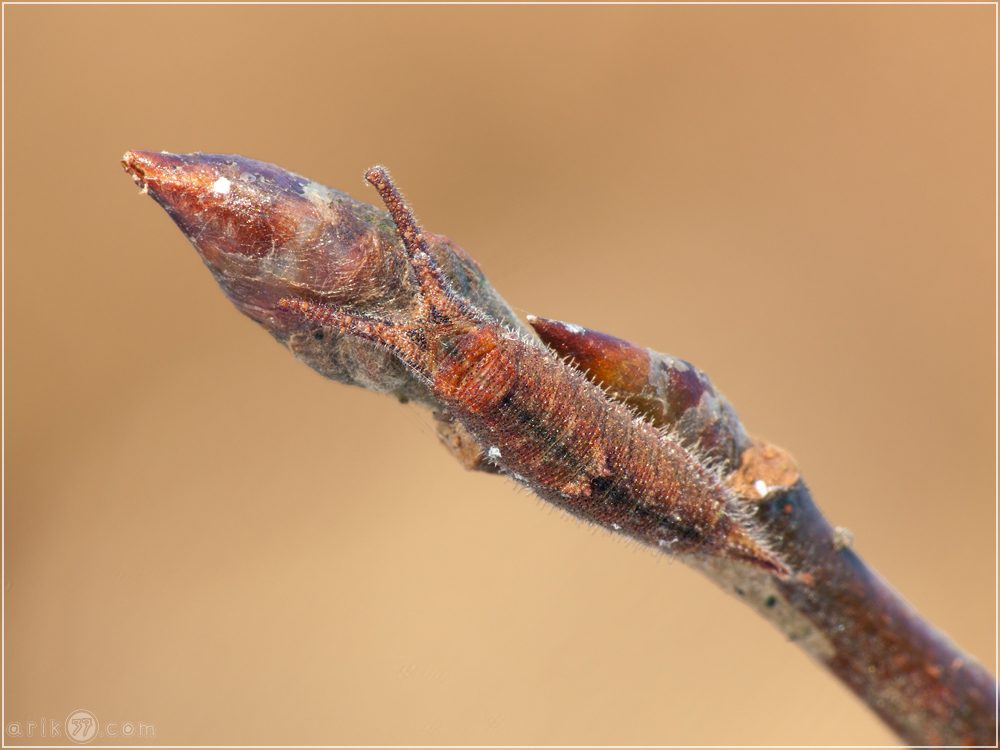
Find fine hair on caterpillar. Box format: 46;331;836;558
279;166;790;579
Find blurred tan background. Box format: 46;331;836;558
5;4;994;746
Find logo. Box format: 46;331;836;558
65;709;99;744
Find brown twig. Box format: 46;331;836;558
121;150;996;745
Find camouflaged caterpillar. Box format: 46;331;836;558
280;167;789;578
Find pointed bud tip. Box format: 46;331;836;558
122;149;153;190
120;150;205;202
529;315;651;394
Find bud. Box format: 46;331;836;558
122;150;522;409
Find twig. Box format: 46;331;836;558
121;150;996;745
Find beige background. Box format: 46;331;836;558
5;4;994;746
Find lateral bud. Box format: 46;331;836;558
527;316;750;471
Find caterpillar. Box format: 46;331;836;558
280;167;789;578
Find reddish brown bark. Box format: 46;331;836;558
758;482;995;746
